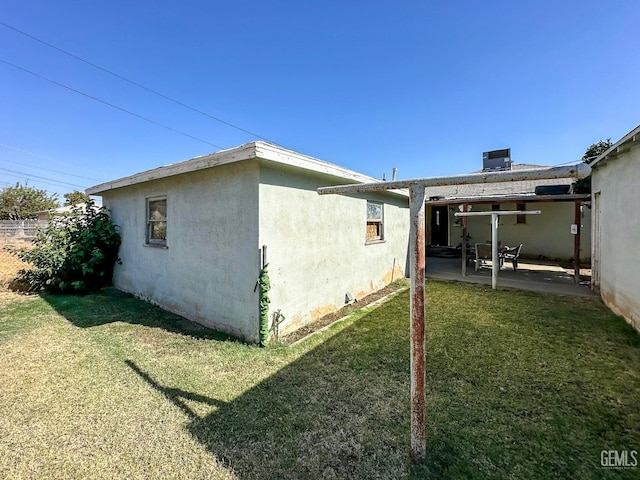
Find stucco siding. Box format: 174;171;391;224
258;162;410;335
445;201;591;261
102;161;261;341
591;144;640;330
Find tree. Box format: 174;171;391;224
9;199;121;293
0;183;59;220
573;139;612;194
582;139;612;162
64;190;91;206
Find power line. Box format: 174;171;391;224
0;167;87;189
0;179;64;197
0;157;103;182
0;20;278;145
0;58;225;150
0;142;117;179
0;172;81;194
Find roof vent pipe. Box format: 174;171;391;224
392;168;397;181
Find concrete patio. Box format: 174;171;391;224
426;256;596;297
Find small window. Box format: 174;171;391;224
491;204;500;211
516;203;526;224
147;197;167;246
366;201;384;243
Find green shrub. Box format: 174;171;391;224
10;200;121;293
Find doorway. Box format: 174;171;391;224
430;206;449;246
592;192;601;290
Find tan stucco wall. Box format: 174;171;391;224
446;201;591;261
592;144;640;330
102;161;261;341
258;162;409;335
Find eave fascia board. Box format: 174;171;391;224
86;143;258;195
589;124;640;168
87;141;409;198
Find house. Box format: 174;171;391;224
422;164;591;262
587;125;640;331
86;142;409;342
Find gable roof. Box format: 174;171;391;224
87;142;407;197
588;124;640;168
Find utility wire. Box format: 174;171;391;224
0;167;87;189
0;20;277;145
0;58;225;150
0;142;116;179
0;157;103;182
0;172;84;193
0;178;64;197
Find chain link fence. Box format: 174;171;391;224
0;221;42;287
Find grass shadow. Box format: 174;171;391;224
122;285;640;479
140;301;417;479
125;360;227;420
41;287;232;341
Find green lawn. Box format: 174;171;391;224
1;282;639;479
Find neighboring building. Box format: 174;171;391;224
588;125;640;331
35;203;98;222
423;164;591;262
87;142;409;342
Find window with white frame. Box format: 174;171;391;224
366;200;384;242
146;197;167;246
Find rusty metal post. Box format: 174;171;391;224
574;201;581;284
408;183;427;463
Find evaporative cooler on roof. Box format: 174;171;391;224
482;148;512;172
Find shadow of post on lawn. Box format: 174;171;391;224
125;360;227;420
41;287;232;341
124;306;421;479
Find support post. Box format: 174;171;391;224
574;202;581;284
461;204;468;276
491;213;499;290
409;184;427;463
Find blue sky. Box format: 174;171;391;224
0;0;638;200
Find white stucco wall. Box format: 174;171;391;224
446;201;591;261
591;144;640;330
257;161;410;335
102;161;261;341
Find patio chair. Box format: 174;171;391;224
499;244;523;271
474;243;492;271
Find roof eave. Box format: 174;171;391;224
588;124;640;168
86;141;408;198
425;193;590;205
86;143;258;195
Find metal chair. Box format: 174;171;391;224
499;244;523;271
474;243;492;271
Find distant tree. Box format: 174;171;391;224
574;139;612;194
64;190;91;206
0;183;59;220
582;139;612;162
